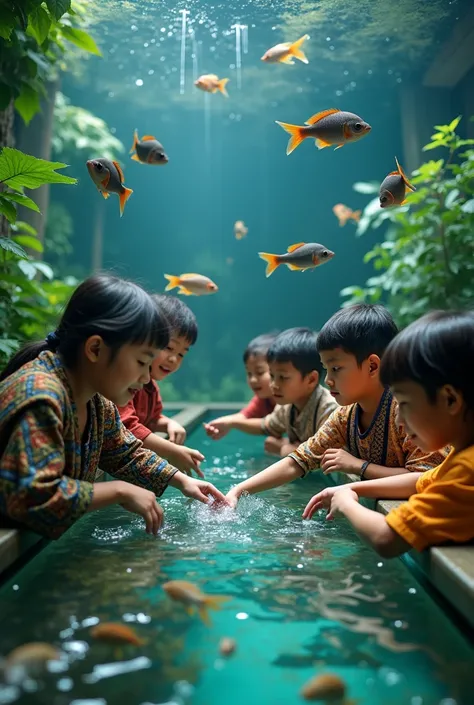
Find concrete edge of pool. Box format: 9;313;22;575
1;401;473;635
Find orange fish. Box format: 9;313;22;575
195;74;229;97
259;242;334;277
5;642;61;681
130;130;168;165
300;673;355;703
86;158;133;217
162;580;231;625
90;622;145;646
379;156;416;207
261;34;309;65
164;273;218;296
333;203;361;227
234;220;248;240
275;108;371;155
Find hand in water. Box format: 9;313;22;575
225;488;241;509
302;486;339;520
171;473;230;507
120;484;163;535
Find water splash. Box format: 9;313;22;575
179;9;189;95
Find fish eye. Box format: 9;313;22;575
322;250;329;257
94;162;103;171
380;195;388;204
353;123;363;131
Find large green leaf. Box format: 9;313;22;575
45;0;71;21
28;5;52;46
13;234;44;253
0;147;77;190
0;237;29;259
1;190;40;213
14;84;41;125
0;6;17;39
61;25;101;55
0;197;17;224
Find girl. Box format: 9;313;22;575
0;274;227;539
302;310;474;558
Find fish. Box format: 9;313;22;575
86;158;133;217
258;242;335;278
275;108;371;155
234;220;248;240
300;673;355;703
379;156;416;207
130;130;168;165
333;203;361;227
162;580;231;625
90;622;145;646
219;637;237;656
261;34;310;65
195;74;229;97
164;273;218;296
4;642;61;683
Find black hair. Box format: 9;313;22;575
381;310;474;411
317;303;398;365
152;294;198;345
243;331;280;364
267;327;322;376
0;274;170;382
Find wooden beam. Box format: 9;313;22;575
423;6;474;88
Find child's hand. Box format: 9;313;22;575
170;446;205;478
119;484;164;535
321;448;364;475
166;419;186;445
327;487;359;520
225;487;241;509
171;473;229;507
264;436;285;456
203;418;231;440
302;486;339;520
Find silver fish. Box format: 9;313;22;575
275;108;371;155
379;157;416;207
259;242;335;278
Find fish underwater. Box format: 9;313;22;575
86;158;133;217
130;130;168;165
379;156;416;207
90;622;145;646
234;220;248;240
300;673;355;703
259;242;335;278
219;637;237;656
275;108;371;155
261;34;309;65
195;74;229;97
164;272;218;296
333;203;361;227
162;580;231;625
3;642;61;683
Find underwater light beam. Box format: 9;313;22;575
242;24;248;55
232;23;243;89
192;31;199;86
179;9;189;95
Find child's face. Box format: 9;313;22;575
245;354;272;399
93;342;158;406
319;348;378;406
151;333;191;381
269;360;317;407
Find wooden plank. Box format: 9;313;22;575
424;7;474;88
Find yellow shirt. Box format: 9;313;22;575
386;445;474;551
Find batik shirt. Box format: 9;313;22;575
0;352;177;539
289;387;448;476
263;385;338;444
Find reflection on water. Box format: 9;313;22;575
0;429;472;705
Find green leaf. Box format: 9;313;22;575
461;199;474;214
26;49;51;73
0;339;20;357
0;197;17;223
1;191;40;213
353;181;379;194
61;25;101;55
33;261;54;279
0;6;17;39
448;116;462;132
0;237;29;259
14;84;41;125
13;234;44;253
28;5;52;45
0;147;77;190
45;0;71;21
422;141;445;152
13;221;38;236
444;189;460;209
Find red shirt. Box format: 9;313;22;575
241;395;275;418
118;381;163;441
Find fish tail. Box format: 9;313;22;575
130;129;138;154
259;252;280;277
204;595;232;611
289;34;309;63
275;121;306;155
164;274;181;291
217;78;229;97
119;187;133;217
352;210;361;222
197;606;212;626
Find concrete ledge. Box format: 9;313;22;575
0;529;44;579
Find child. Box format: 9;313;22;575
119;294;205;477
0;274;227;539
302;310;474;557
212;328;337;457
226;305;447;506
204;332;278;440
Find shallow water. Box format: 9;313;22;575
0;423;472;705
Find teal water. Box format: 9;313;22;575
0;420;472;705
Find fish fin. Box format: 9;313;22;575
287;264;303;270
197;606;212;626
131;154;142;162
400;199;409;205
287;242;305;253
113;160;125;183
100;190;110;199
258;252;280;277
275;121;306;155
289;34;309;63
164;274;181;291
315;138;331;150
352;210;361;222
180;273;200;279
119;187;133;217
178;287;194;296
141;135;156;141
217;78;229;97
204;595;232;610
185;606;194;616
129;129;138;154
395;156;416;192
334;143;344;150
101;172;110;188
207;74;219;80
279;55;295;65
305;108;340;126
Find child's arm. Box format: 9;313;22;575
142;432;204;477
204;414;265;439
226;456;303;507
155;414;186;444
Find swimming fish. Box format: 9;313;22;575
275;108;371;155
219;637;237;656
261;34;309;65
300;673;355;702
379;157;416;207
162;580;231;625
90;622;145;646
130;130;168;165
333;203;361;227
195;74;229;97
164;272;218;296
234;220;248;240
259;242;335;278
4;642;61;683
86;158;133;217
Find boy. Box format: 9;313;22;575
204;332;278;440
212;328;337;457
303;310;474;558
226;305;447;506
119;295;204;477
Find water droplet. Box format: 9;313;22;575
57;678;73;692
343;70;349;75
330;46;335;51
127;568;132;572
12;584;19;591
229;63;235;69
385;37;390;42
397;77;402;83
130;49;135;55
137;613;151;624
394;620;403;628
377;561;383;567
210;46;216;52
143;42;148;47
148;69;154;75
408;587;417;594
131;24;138;31
368;69;373;74
160;27;166;32
167;31;173;37
135;79;144;86
336;90;343;97
236;612;248;620
388;69;393;75
326;36;331;41
350;81;357;87
82;616;99;628
297;563;303;569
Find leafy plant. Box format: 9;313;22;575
341;117;474;326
